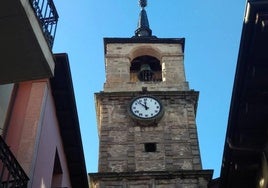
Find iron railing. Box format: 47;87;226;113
0;136;29;188
30;0;59;48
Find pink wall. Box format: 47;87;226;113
6;80;72;188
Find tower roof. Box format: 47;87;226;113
135;0;152;37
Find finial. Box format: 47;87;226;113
135;0;152;37
139;0;147;8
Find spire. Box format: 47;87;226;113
135;0;152;37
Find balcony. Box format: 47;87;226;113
0;0;59;84
31;0;58;48
0;136;29;187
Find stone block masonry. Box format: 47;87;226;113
95;91;202;173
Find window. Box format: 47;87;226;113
0;84;14;136
144;143;157;152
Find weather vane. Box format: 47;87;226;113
139;0;147;9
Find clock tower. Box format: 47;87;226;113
89;1;213;187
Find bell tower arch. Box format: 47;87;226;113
104;37;189;92
130;55;162;82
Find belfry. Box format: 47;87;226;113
89;1;213;187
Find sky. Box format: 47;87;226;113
52;0;246;178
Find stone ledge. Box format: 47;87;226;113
95;90;199;98
89;170;213;181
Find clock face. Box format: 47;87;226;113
129;96;163;120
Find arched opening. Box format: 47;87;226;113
130;55;162;82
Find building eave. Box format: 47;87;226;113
220;0;268;187
50;53;89;188
104;37;185;54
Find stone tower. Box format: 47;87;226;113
89;1;213;187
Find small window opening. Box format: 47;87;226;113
144;143;157;152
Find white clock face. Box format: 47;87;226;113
130;96;162;119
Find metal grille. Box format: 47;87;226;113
0;136;29;188
30;0;59;48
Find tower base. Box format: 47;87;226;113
89;170;213;188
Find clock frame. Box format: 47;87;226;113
128;95;164;125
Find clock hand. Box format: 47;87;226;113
138;101;148;110
144;101;149;110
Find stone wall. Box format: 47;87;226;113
95;91;202;173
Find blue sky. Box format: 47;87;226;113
53;0;246;178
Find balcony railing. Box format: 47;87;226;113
0;136;29;188
30;0;59;48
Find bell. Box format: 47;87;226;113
138;64;154;81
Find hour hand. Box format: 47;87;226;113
144;101;149;110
